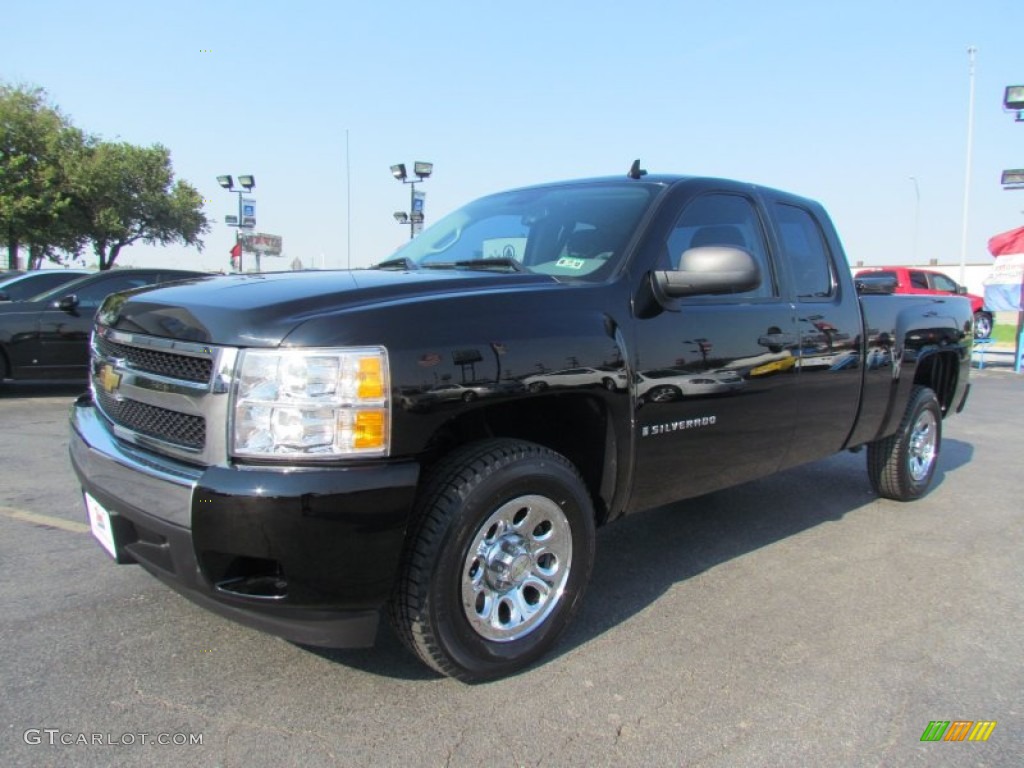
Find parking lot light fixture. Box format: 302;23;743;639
219;173;256;272
1004;85;1024;111
391;161;432;239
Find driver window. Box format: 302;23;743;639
74;275;152;308
931;273;958;293
665;193;775;299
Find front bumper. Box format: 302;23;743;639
69;394;420;648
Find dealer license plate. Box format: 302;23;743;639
85;493;118;559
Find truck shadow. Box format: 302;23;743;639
305;438;973;682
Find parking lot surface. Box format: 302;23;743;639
2;372;1021;767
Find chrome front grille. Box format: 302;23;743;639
90;327;238;465
95;334;213;383
94;388;206;449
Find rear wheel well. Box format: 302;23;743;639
912;351;959;415
417;395;614;524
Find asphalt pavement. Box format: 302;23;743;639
1;371;1021;767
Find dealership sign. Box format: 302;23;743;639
239;232;283;256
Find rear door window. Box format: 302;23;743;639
773;204;835;299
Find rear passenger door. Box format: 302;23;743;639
769;200;863;467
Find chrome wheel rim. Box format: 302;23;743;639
461;494;573;642
908;409;938;482
649;386;677;403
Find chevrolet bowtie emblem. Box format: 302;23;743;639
98;364;122;394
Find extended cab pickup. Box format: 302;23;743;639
70;170;973;681
854;265;992;339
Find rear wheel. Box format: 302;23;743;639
390;439;596;682
973;311;992;339
867;386;942;501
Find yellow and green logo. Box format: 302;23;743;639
920;720;996;742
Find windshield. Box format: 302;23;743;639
383;182;658;281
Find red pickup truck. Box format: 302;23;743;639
854;266;992;338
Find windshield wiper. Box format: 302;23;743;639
421;258;525;273
371;257;419;270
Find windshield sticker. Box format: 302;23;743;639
642;416;717;437
555;257;586;270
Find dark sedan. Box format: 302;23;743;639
0;268;208;380
0;269;91;302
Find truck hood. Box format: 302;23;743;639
101;269;560;346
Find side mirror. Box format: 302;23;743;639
57;294;80;311
653;246;761;298
956;285;967;295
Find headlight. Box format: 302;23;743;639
232;347;390;458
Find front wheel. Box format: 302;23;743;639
973;311;993;339
866;386;942;501
390;439;596;682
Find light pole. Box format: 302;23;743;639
909;176;920;264
959;46;977;285
217;174;255;272
391;162;432;239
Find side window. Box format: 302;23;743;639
774;204;835;299
666;193;775;298
74;275;153;308
909;271;929;290
930;273;958;293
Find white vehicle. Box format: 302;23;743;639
523;367;627;392
636;369;745;402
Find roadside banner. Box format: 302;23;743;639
984;226;1024;311
983;254;1024;311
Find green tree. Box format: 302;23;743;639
0;84;84;270
68;141;210;270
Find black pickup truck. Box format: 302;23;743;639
69;168;973;681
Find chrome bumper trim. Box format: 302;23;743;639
70;398;199;529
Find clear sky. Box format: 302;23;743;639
3;0;1022;273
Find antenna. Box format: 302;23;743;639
627;159;647;179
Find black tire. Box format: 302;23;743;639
528;381;548;393
602;377;616;391
973;311;992;340
461;390;476;402
389;439;596;682
867;386;942;501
